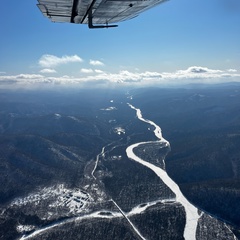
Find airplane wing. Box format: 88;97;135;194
37;0;167;28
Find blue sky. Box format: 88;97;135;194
0;0;240;88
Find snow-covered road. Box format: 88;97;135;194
111;199;147;240
126;104;200;240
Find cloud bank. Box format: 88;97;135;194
0;66;239;88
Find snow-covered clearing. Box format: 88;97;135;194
11;184;91;216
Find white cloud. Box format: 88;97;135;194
0;71;6;74
89;60;104;66
39;54;83;67
95;69;104;73
175;66;223;75
150;66;240;85
1;66;239;88
0;74;44;80
0;74;46;86
16;74;45;79
227;69;237;73
80;68;93;73
40;68;57;73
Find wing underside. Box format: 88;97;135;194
37;0;167;26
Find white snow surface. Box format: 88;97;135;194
111;199;146;240
114;126;125;135
126;104;200;240
92;146;106;180
128;104;169;145
100;107;117;111
19;210;121;240
67;116;83;123
19;197;178;240
17;225;35;233
54;113;61;119
11;184;92;216
92;143;112;180
127;198;175;216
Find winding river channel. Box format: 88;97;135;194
126;104;200;240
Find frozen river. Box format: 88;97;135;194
126;104;200;240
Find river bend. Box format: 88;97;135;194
126;103;200;240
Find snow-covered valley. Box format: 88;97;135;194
1;88;240;240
